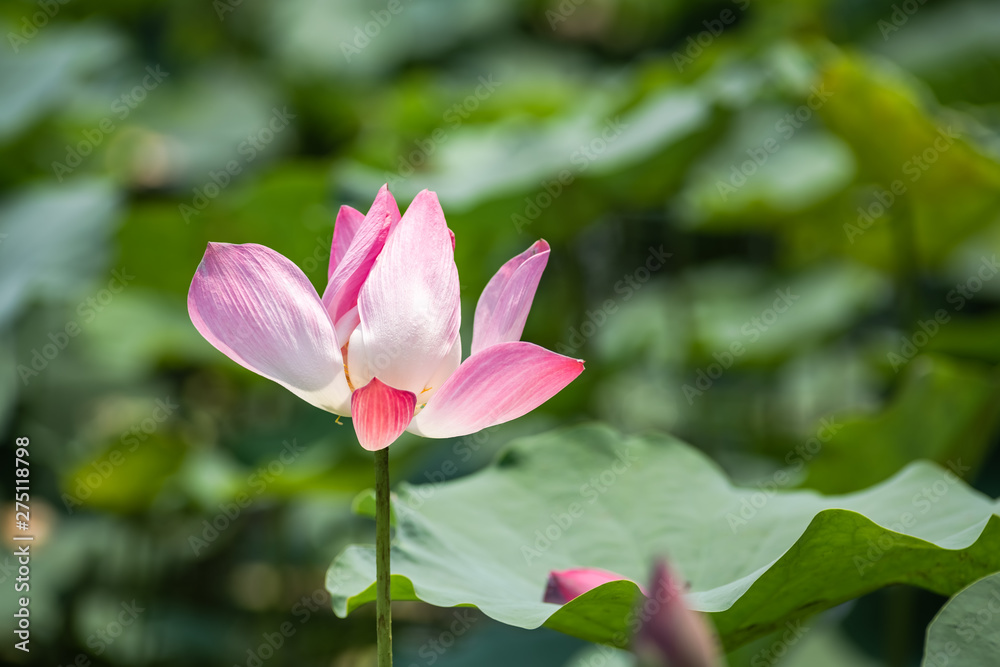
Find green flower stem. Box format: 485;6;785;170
375;447;392;666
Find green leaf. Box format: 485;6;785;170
801;355;1000;493
62;434;186;514
264;0;517;78
326;424;1000;650
0;179;122;327
817;54;1000;267
337;87;712;211
0;23;123;141
922;571;1000;667
687;261;889;363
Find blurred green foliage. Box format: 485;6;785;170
2;0;1000;665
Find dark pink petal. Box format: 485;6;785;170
350;378;417;451
328;205;365;280
358;190;461;396
634;560;722;667
188;243;351;414
323;185;400;345
544;568;644;605
471;240;550;355
407;341;583;438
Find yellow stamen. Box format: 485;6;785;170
341;342;355;392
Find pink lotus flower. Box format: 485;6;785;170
188;186;584;450
544;562;722;667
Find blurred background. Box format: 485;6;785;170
2;0;1000;665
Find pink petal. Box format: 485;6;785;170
350;378;417;451
634;560;722;667
544;568;644;605
188;243;351;415
323;185;400;346
471;240;550;356
328;205;366;280
357;190;461;396
408;341;584;438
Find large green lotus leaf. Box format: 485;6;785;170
922;571;1000;667
816;53;1000;267
264;0;516;78
326;424;1000;650
687;47;1000;271
336;86;712;211
801;355;1000;493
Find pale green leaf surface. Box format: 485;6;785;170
327;424;1000;650
922;571;1000;667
